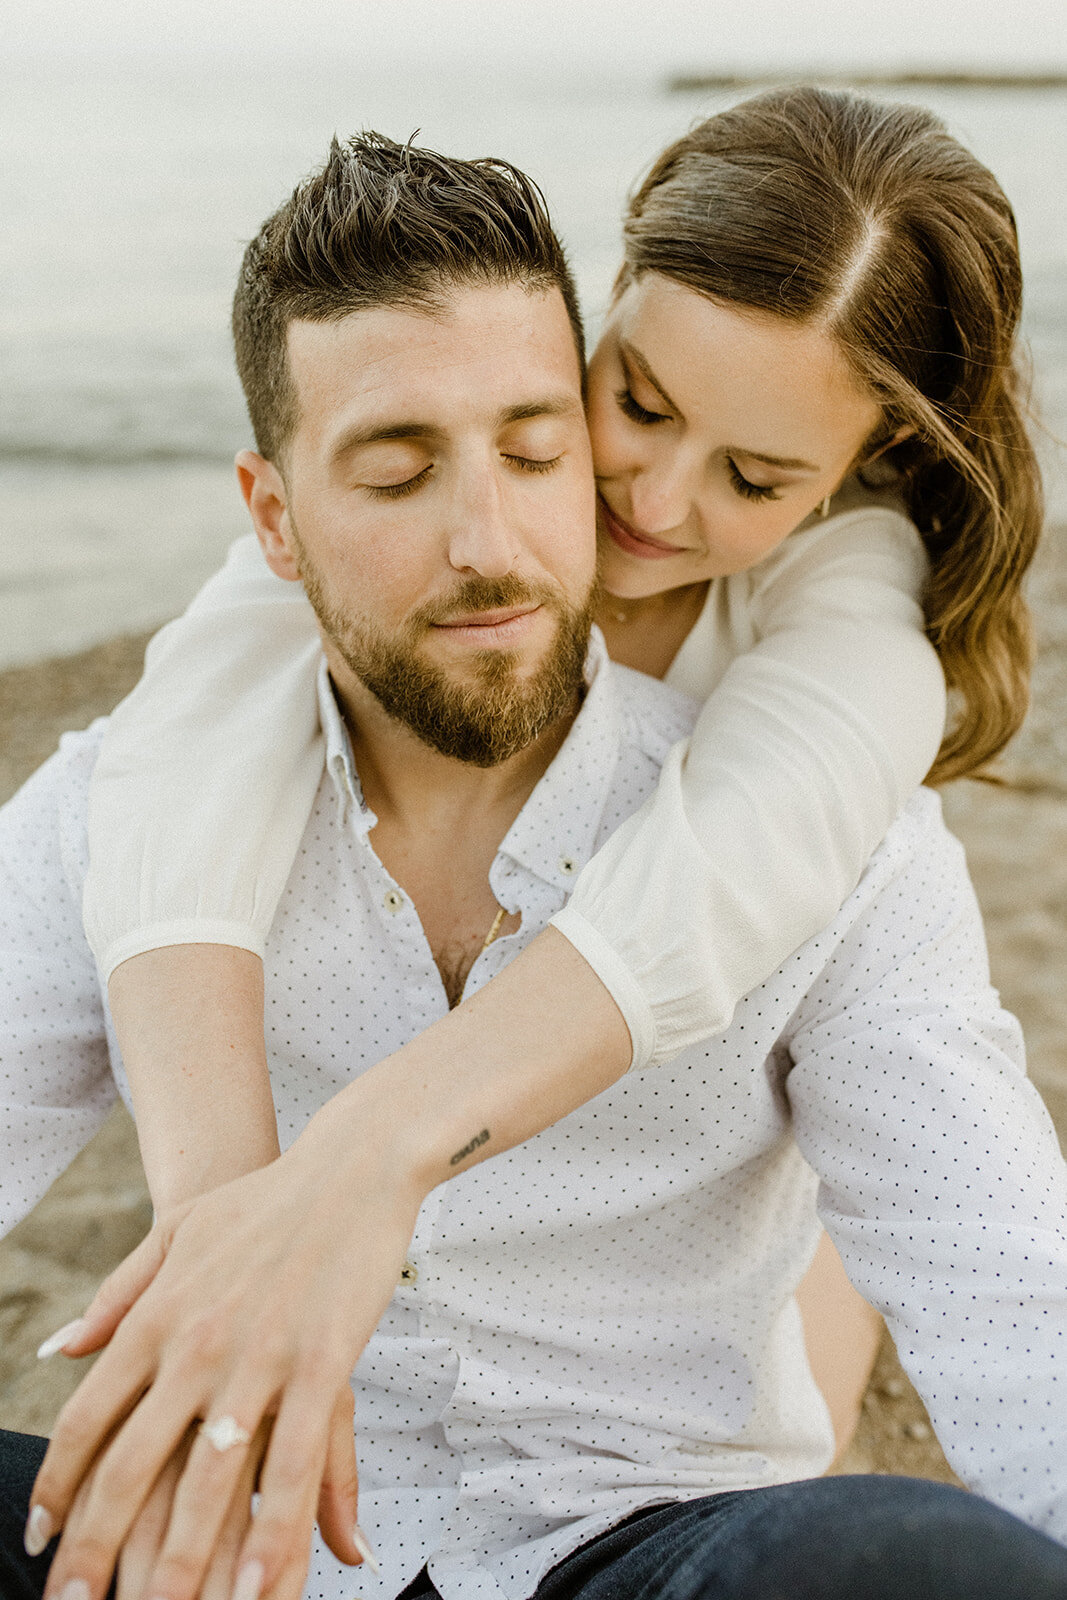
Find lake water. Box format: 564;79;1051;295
2;56;1065;668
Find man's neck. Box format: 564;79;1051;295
328;653;580;1008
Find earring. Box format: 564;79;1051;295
819;494;832;519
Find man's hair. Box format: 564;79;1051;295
233;132;585;463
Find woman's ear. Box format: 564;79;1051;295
863;424;916;466
235;450;303;581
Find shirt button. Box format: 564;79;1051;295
399;1260;418;1286
383;889;405;914
558;855;577;876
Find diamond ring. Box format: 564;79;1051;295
199;1415;252;1452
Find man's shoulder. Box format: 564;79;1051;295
0;719;104;895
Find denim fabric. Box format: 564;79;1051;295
402;1477;1067;1600
3;1431;1065;1600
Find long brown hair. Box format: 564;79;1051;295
622;87;1043;781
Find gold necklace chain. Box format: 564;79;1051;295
481;903;508;952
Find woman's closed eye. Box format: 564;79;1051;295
726;457;781;503
616;387;671;426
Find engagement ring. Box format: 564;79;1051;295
200;1414;252;1452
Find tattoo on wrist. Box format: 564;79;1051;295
450;1128;490;1166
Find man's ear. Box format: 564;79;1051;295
235;450;302;582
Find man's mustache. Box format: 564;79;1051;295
411;575;567;629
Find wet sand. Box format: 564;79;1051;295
1;531;1065;1480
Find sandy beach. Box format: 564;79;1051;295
1;524;1065;1481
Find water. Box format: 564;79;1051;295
2;56;1066;669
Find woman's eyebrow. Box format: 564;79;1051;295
736;446;820;472
620;340;680;414
622;338;820;472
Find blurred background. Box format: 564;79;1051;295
2;0;1066;666
1;0;1066;1465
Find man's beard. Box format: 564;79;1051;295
298;553;596;768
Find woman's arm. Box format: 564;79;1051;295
554;506;947;1066
85;536;320;1205
32;928;631;1600
93;508;945;1189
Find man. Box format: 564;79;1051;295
1;136;1065;1600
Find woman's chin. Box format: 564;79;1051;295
597;554;669;603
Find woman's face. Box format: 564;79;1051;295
587;274;885;600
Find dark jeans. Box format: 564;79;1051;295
3;1428;1066;1600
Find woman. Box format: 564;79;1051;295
23;88;1061;1600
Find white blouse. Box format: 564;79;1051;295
83;500;946;1070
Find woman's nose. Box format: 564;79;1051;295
626;459;694;536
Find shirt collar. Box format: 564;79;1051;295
317;659;368;831
494;628;620;895
316;629;622;889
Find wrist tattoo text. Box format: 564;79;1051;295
450;1128;491;1166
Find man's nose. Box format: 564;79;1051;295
445;460;522;578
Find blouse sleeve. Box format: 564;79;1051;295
82;536;323;981
551;507;948;1071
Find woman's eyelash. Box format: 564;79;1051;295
726;458;781;502
616;388;669;425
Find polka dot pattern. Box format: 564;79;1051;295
1;658;1065;1599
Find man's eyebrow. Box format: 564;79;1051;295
330;421;444;458
622;339;820;473
498;396;583;425
329;397;581;461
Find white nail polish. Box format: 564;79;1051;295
232;1558;265;1600
57;1581;90;1600
23;1504;53;1558
36;1319;87;1360
352;1525;380;1576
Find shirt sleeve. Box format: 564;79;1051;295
551;507;947;1069
783;798;1067;1543
82;536;324;980
0;730;118;1240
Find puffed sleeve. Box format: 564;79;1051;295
82;536;324;980
551;507;947;1069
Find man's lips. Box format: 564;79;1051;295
598;495;686;560
431;604;543;644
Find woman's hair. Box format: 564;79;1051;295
621;86;1043;782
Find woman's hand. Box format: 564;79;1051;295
31;929;629;1600
30;1127;413;1600
113;1422;267;1600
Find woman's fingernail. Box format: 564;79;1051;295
57;1581;90;1600
23;1504;53;1557
232;1559;265;1600
36;1319;87;1360
352;1524;380;1575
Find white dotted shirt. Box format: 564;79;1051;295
1;640;1065;1600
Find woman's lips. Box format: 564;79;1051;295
598;495;685;560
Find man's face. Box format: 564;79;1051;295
258;282;597;764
